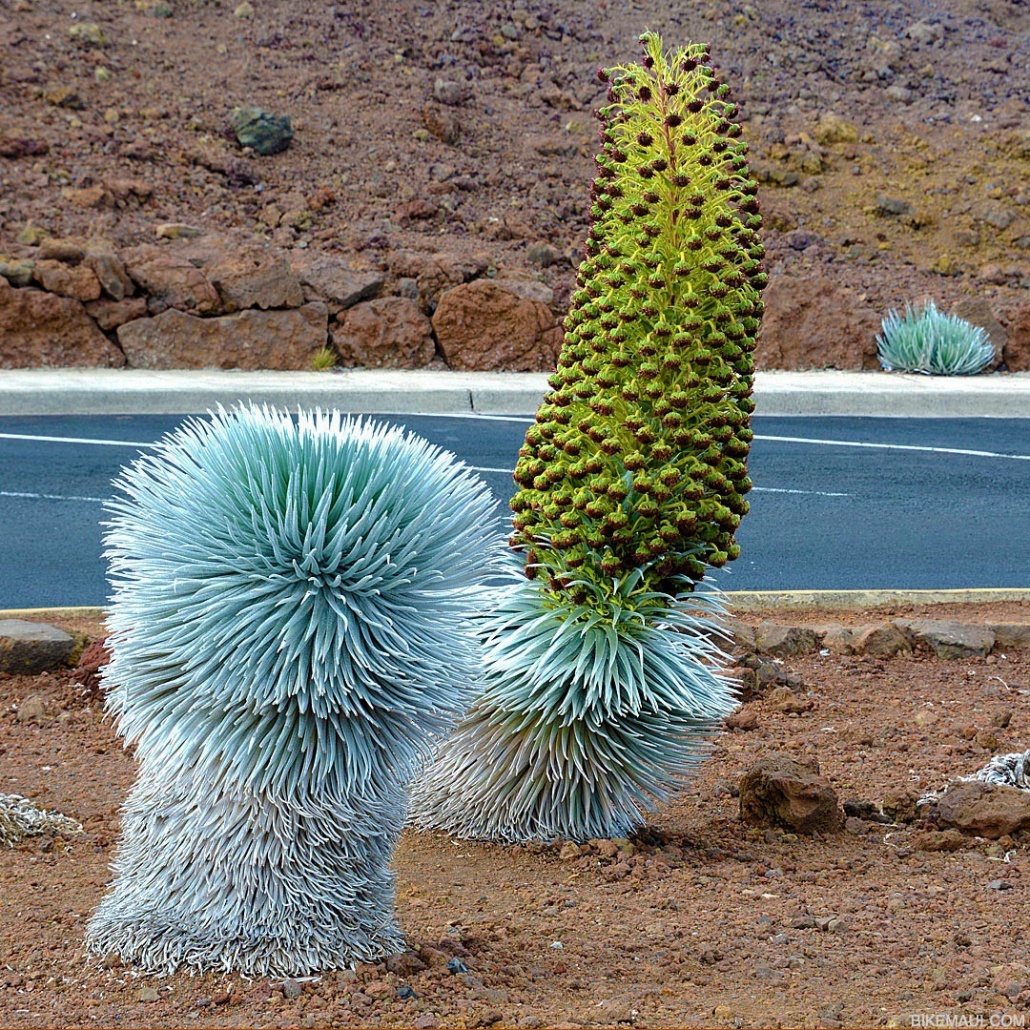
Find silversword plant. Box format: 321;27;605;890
877;300;994;375
86;405;498;974
411;32;766;843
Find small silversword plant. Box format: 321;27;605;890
410;32;765;843
86;405;499;975
877;300;994;375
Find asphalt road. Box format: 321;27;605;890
1;413;1028;608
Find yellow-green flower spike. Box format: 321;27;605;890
511;31;765;598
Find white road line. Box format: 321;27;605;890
752;486;849;497
0;490;106;503
0;432;155;448
754;434;1030;461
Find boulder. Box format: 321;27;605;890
206;249;304;313
85;296;149;331
84;244;134;302
117;302;328;369
753;623;821;656
121;243;222;315
37;238;86;264
999;301;1030;372
0;620;75;674
288;253;384;314
756;274;881;370
930;780;1030;839
953;296;1005;368
122;237;304;316
989;624;1030;650
851;623;912;656
739;754;844;835
894;619;995;659
331;298;435;369
0;279;125;367
414;251;490;310
432;278;562;371
31;259;102;302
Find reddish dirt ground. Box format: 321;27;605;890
1;0;1028;342
3;604;1030;1029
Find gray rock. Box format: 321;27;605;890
906;21;943;46
895;619;995;659
754;623;821;656
989;623;1030;650
876;194;913;217
16;695;46;724
230;106;294;156
884;84;914;104
526;241;560;267
281;979;302;1000
0;620;75;674
433;79;469;106
0;259;35;288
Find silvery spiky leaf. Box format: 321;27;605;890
409;564;737;843
1;793;82;846
877;300;994;375
86;405;500;975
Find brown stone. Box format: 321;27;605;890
44;85;84;109
432;279;562;371
0;279;124;367
32;259;102;302
0;135;50;158
756;274;881;370
85;296;149;331
894;619;995;659
331;297;434;369
739;754;844;835
422;104;461;144
998;301;1030;372
725;708;759;730
62;185;113;209
416;251;490;310
84;245;134;301
121;243;222;315
820;625;855;654
931;780;1030;839
768;686;815;714
953;296;1005;368
122;235;303;315
204;247;304;313
288;253;384;314
753;623;821;656
37;238;85;264
104;177;153;202
117;302;328;370
851;623;912;657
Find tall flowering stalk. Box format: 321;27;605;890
410;32;766;842
86;405;499;974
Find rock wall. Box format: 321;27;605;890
1;230;1027;372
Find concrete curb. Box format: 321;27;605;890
5;588;1028;623
1;369;1029;418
